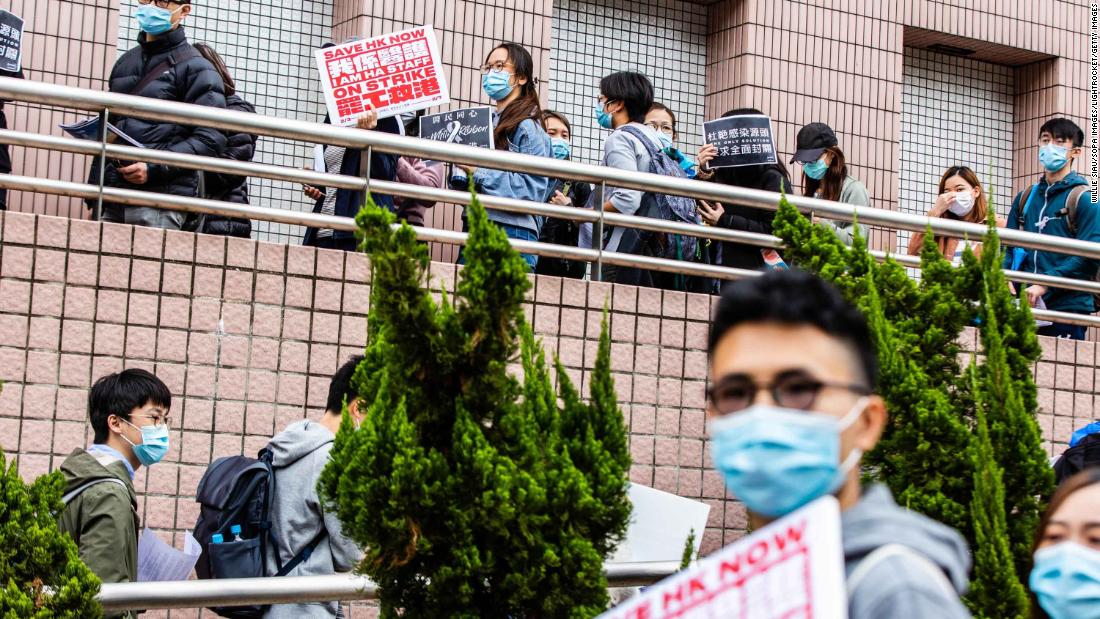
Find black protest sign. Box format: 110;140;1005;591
0;10;23;74
702;114;778;168
419;106;494;149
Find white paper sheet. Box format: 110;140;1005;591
137;528;201;582
313;144;326;174
608;483;711;564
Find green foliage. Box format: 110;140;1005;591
320;193;631;617
679;529;696;570
773;198;1053;616
0;398;103;619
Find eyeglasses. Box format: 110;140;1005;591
707;371;869;415
132;412;171;427
646;121;674;136
480;61;514;74
137;0;182;8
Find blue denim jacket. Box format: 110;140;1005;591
473;117;552;234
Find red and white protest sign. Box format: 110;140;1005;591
600;497;847;619
315;25;450;126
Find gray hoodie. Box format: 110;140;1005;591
263;420;362;619
842;484;972;619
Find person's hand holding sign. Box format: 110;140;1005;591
698;200;724;226
118;162;149;185
356;106;379;131
698;144;718;171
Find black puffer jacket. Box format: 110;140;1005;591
88;27;226;202
202;94;257;238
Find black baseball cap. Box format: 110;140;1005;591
790;122;838;163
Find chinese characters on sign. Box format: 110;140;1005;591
702;114;778;168
598;497;847;619
0;10;24;74
419;107;494;150
314;25;450;126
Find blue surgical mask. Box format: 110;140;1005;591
121;419;170;466
803;157;829;181
134;5;177;35
1030;542;1100;619
595;100;613;129
551;137;571;160
1039;144;1070;173
656;132;674;151
481;69;513;102
709;399;866;518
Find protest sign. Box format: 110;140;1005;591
609;483;710;564
315;25;450;126
599;496;847;619
0;10;24;73
419;106;494;150
702;114;778;168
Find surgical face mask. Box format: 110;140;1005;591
948;191;975;216
709;398;867;518
1039;144;1070;173
656;132;674;151
803;157;829;181
551;137;571;160
481;69;513;102
134;5;178;36
120;419;170;466
595;100;613;129
1030;541;1100;619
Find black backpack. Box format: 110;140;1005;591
610;126;702;264
194;448;326;618
1014;184;1098;309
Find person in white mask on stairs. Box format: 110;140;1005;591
907;165;1004;263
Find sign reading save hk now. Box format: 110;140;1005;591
315;26;450;126
599;497;847;619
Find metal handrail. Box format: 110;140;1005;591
97;563;681;611
5;127;1100;299
1;76;1098;259
4;173;1099;328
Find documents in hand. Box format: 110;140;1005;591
60;117;145;149
599;496;847;619
137;528;202;582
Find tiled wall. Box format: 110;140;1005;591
0;210;1093;617
547;0;709;166
705;0;1092;252
898;47;1015;253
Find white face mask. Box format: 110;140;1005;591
948;191;974;216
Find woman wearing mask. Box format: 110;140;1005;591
696;108;793;273
193;43;256;238
459;42;552;270
645;103;699;179
536;110;591;279
1030;468;1100;619
789;122;870;246
906;166;1002;261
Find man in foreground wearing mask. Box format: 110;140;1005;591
59;369;172;618
1003;117;1097;340
87;0;226;229
706;269;971;618
264;356;365;618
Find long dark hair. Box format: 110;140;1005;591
488;43;542;149
802;145;847;201
711;107;792;190
194;43;235;97
1031;468;1100;618
932;166;988;255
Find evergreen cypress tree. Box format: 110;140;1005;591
0;388;103;618
966;220;1054;583
319;194;631;617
